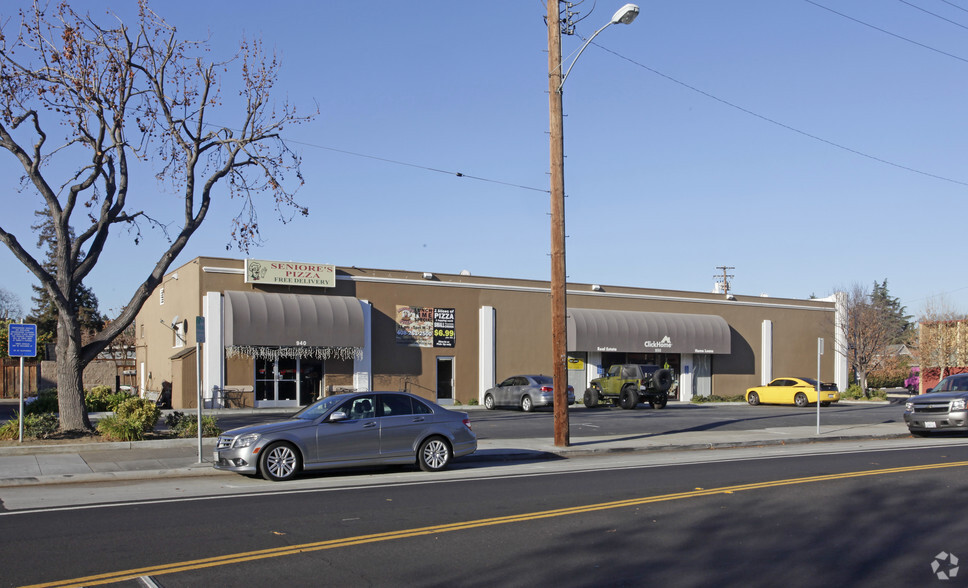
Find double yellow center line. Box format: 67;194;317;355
27;460;968;588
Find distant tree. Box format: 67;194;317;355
0;288;23;360
102;311;135;367
838;283;893;393
0;287;21;321
870;279;913;345
917;295;968;384
0;1;312;431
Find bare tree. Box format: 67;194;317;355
0;2;312;430
0;287;22;321
917;295;968;388
838;283;893;393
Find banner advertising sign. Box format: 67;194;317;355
244;259;336;288
396;306;456;348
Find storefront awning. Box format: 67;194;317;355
567;308;731;354
224;291;365;349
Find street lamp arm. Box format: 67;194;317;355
557;3;639;91
558;21;613;91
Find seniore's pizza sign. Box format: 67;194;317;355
245;259;336;288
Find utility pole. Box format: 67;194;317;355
715;266;735;297
548;0;569;447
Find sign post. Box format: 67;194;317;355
7;323;37;443
195;316;205;463
816;338;824;435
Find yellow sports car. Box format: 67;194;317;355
745;377;840;407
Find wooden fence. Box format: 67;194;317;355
1;359;40;398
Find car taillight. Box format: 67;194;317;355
463;418;472;430
540;386;554;392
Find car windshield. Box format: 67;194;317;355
291;395;346;420
937;377;968;392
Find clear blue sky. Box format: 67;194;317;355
2;0;966;319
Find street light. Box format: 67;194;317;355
548;2;639;447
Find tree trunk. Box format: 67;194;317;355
857;370;869;396
56;318;92;432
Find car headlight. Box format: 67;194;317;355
905;402;914;411
952;399;967;411
233;433;261;448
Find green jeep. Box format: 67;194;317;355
584;364;674;410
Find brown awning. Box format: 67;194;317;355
224;291;365;348
567;308;731;354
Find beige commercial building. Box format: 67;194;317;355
134;256;847;409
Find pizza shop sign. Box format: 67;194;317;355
245;259;336;288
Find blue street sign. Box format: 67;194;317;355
8;323;37;358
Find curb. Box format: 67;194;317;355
0;437;213;457
0;464;231;488
0;431;915;488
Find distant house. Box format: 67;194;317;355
882;344;914;361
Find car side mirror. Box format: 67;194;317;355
328;410;348;422
925;388;933;394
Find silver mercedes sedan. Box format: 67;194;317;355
214;391;477;481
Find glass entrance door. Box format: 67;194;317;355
255;357;301;408
436;357;454;404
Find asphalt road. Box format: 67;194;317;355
1;439;965;587
208;401;907;440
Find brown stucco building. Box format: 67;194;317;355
134;256;847;409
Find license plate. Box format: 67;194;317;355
826;394;834;399
925;422;937;429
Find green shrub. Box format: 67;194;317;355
85;386;133;412
164;411;221;438
867;373;906;389
95;396;160;440
0;411;59;440
96;414;144;441
25;388;59;415
841;384;865;399
114;396;161;433
868;388;888;401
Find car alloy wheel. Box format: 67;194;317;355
747;391;760;406
418;436;451;472
794;392;809;408
521;396;534;412
261;442;300;482
484;394;495;410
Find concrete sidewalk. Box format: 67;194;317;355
0;421;913;488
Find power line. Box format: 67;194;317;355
284;138;549;194
898;0;968;31
803;0;968;64
590;41;968;188
940;0;968;15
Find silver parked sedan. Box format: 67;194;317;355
482;375;575;412
214;391;477;481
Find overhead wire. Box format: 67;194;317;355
588;40;968;188
803;0;968;64
272;3;968;195
898;0;968;31
940;0;968;15
283;138;549;194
